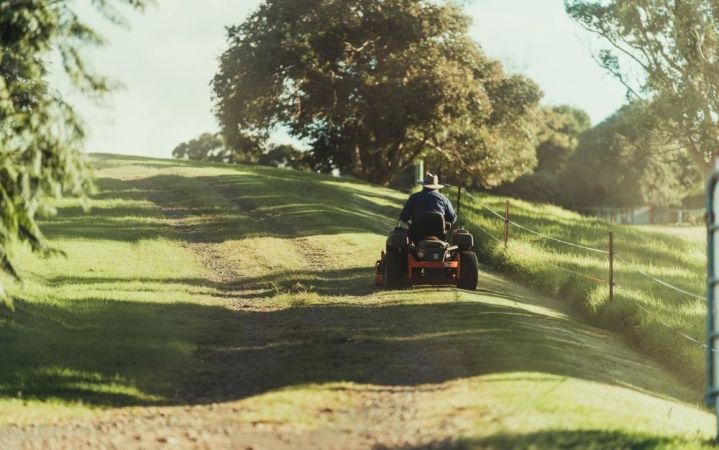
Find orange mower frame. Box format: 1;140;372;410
375;250;468;287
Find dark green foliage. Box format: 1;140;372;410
0;0;147;306
258;144;311;171
566;0;719;174
535;106;591;173
563;102;701;207
172;133;226;162
213;0;541;186
496;105;591;203
172;133;311;171
171;131;263;164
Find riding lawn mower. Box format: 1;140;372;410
374;212;479;290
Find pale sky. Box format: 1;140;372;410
61;0;628;158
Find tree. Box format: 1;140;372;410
534;106;592;173
258;144;311;171
172;132;311;171
495;105;591;202
563;102;701;208
566;0;719;175
213;0;541;186
0;1;148;307
172;131;264;164
172;133;227;162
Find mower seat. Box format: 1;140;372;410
410;212;446;243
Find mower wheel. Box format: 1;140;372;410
384;250;409;289
458;251;479;290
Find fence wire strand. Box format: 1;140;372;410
480;204;609;255
473;219;605;285
462;191;610;255
474;223;503;244
510;245;606;285
614;255;704;301
463;189;704;300
508;219;610;254
460;187;709;350
634;301;710;350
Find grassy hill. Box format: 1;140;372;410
0;154;714;449
462;195;706;389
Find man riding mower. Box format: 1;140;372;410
375;173;479;290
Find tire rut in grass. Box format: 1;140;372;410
292;237;330;272
139;181;273;302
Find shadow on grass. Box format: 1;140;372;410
0;297;224;406
381;430;702;450
0;275;693;407
42;266;377;298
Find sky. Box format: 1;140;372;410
62;0;628;158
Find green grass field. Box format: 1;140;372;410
0;154;715;448
462;195;707;390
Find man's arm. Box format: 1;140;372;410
399;194;415;223
444;196;457;224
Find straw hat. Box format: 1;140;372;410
422;173;444;190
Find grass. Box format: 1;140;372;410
0;187;220;420
460;193;707;389
0;154;715;448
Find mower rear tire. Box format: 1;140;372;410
458;251;479;290
384;250;409;289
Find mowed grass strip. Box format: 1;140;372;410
462;194;707;389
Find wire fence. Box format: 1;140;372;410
634;301;711;351
613;254;705;301
460;188;707;351
471;194;610;255
473;221;606;285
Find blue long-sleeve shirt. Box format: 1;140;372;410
399;188;457;224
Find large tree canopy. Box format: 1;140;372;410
563;102;700;208
0;1;147;306
213;0;541;186
566;0;719;174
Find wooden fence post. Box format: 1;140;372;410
504;200;510;250
608;231;614;301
